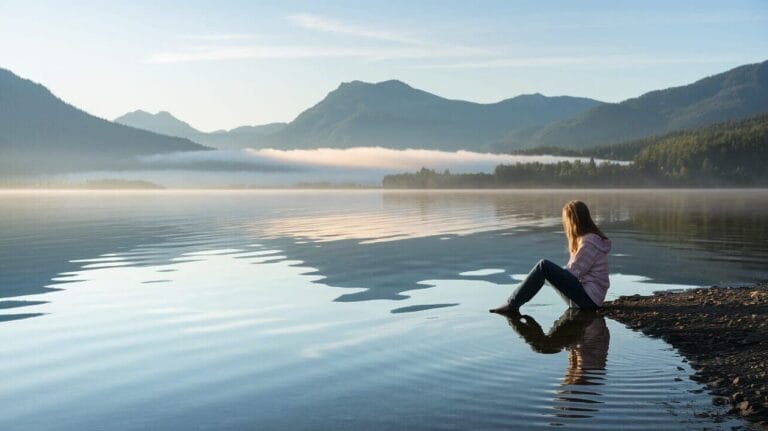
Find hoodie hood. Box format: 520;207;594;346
581;233;612;253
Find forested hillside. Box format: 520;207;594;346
384;114;768;188
521;60;768;149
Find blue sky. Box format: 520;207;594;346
1;0;766;131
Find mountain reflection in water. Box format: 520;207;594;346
0;191;755;430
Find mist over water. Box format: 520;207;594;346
0;189;764;430
58;147;621;187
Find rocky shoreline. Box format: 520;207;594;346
602;282;768;429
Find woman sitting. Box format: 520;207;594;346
491;200;611;313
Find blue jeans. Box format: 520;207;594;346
508;259;598;310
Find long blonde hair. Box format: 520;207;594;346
562;200;607;254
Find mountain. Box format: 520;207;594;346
262;80;603;151
115;110;287;150
0;68;208;174
117;82;599;152
118;62;768;153
524;60;768;149
115;110;202;140
202;123;287;150
384;114;768;188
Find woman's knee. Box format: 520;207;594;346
537;259;554;272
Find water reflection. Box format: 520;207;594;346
1;190;767;321
267;190;768;300
505;310;609;420
0;191;752;430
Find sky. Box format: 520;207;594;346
1;0;767;131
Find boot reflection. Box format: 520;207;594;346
506;309;610;420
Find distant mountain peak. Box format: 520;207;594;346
339;79;410;88
125;109;151;115
274;78;604;151
120;109;181;121
337;80;367;90
375;79;411;88
335;79;415;94
115;109;288;150
115;109;201;139
0;67;207;174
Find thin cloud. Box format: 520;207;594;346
149;14;491;64
184;33;257;41
466;10;768;33
147;45;371;63
411;54;751;70
251;147;620;171
141;147;618;172
115;148;625;187
545;10;768;29
287;13;422;44
146;44;487;64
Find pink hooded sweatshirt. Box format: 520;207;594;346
565;233;612;306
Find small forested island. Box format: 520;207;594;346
383;114;768;188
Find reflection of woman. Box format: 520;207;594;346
491;200;611;313
506;310;609;367
507;310;610;418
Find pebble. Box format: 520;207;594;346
602;281;768;428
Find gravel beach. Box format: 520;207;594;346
602;282;768;429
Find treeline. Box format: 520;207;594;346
384;114;768;188
383;162;648;188
632;115;768;185
518;114;768;161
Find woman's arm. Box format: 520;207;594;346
565;240;599;279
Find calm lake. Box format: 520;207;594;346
1;189;766;430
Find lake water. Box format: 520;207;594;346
1;189;766;430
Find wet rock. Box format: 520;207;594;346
602;281;768;428
709;378;724;388
737;401;755;416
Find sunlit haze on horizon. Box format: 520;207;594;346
51;147;616;187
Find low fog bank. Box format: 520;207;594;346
49;147;621;188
